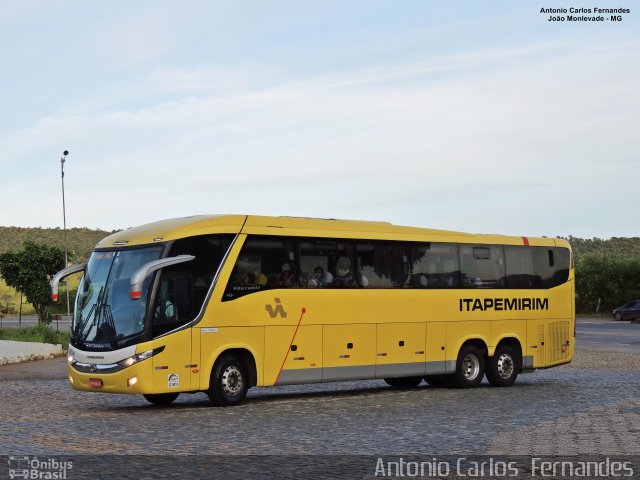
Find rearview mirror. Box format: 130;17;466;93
51;264;87;301
129;255;195;300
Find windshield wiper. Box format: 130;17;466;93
101;303;118;348
75;286;105;342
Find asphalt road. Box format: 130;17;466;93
1;318;639;479
0;315;70;329
576;318;640;353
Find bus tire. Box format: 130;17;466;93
384;376;423;388
143;393;179;405
453;344;485;388
424;375;454;387
486;345;520;387
208;354;249;406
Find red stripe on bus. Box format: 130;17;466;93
522;237;529;246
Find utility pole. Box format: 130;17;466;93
60;150;71;322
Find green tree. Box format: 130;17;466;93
575;254;640;313
0;241;65;323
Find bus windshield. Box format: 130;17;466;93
73;246;164;347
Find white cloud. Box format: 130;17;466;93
1;40;638;237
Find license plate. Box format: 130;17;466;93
88;378;103;388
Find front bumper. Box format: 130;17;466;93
67;358;153;394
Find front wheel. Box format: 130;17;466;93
207;354;249;406
143;393;179;405
453;345;485;388
614;313;623;321
486;345;521;387
384;376;423;388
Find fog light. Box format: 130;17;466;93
127;376;138;387
68;375;74;385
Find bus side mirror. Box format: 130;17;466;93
51;264;87;301
129;255;195;300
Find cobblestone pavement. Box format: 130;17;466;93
1;351;639;457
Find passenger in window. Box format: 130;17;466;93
277;269;295;287
309;266;332;287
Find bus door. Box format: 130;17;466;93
151;273;193;393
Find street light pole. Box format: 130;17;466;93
60;150;70;322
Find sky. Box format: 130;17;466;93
0;1;638;238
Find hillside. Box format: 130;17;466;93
0;226;114;263
564;236;640;262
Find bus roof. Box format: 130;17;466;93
96;215;567;249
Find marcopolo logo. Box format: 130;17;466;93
8;456;72;479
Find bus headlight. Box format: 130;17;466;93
118;349;155;368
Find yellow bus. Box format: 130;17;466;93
52;215;574;406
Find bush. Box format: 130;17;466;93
575;254;640;313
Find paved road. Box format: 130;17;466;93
576;319;640;353
0;315;70;330
1;318;639;480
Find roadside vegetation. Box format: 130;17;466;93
0;226;110;321
0;226;112;260
575;255;640;313
0;323;70;347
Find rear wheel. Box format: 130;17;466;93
207;354;249;406
143;393;179;405
384;376;423;388
453;345;485;388
486;345;521;387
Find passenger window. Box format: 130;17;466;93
355;241;408;288
223;236;296;300
299;239;355;288
505;246;542;288
460;244;505;288
533;247;570;288
409;243;460;288
154;234;233;336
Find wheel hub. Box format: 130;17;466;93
462;354;480;381
221;365;243;395
497;353;514;379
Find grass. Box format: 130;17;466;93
0;323;70;348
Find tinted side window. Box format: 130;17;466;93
153;234;233;336
299;238;356;288
223;236;296;301
505;246;542;288
409;243;460;288
534;247;570;288
460;244;505;288
356;241;408;288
